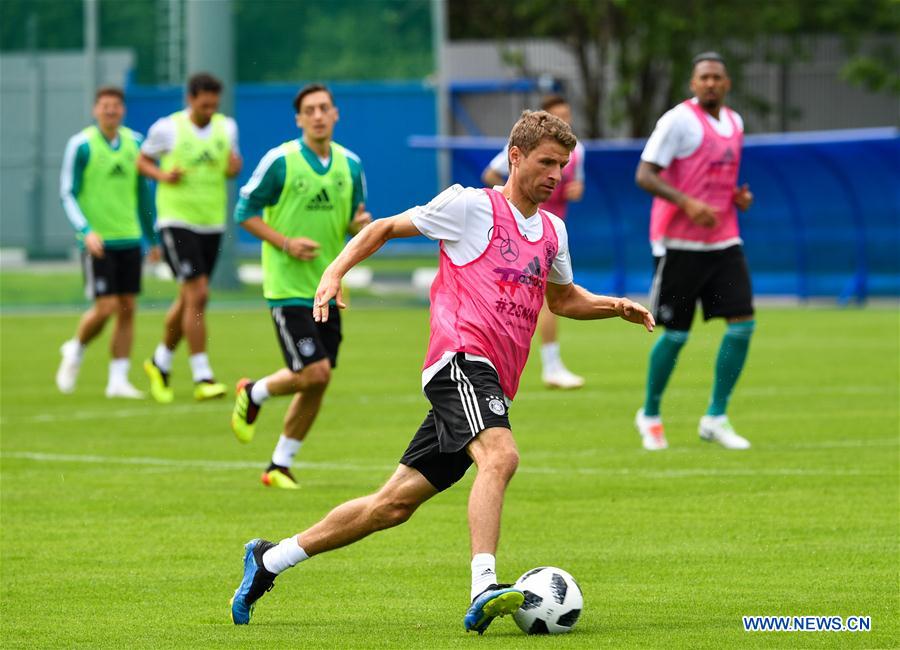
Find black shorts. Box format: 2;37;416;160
159;226;222;281
271;305;342;372
82;246;142;299
400;354;512;492
649;245;754;331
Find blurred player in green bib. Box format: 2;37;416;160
138;72;242;403
230;84;371;489
56;86;159;398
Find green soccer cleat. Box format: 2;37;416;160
194;379;226;401
143;359;174;404
231;378;260;444
261;465;300;490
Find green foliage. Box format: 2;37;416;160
235;0;432;82
1;0;433;84
1;305;898;646
450;0;900;137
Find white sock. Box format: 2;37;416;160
470;553;497;601
108;358;130;384
65;339;86;361
188;352;213;382
262;535;309;575
541;342;561;373
153;344;173;373
272;435;302;468
250;378;271;405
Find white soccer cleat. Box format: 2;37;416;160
699;415;751;449
56;341;82;394
542;366;585;390
634;408;668;450
105;381;145;400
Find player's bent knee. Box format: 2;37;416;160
481;447;520;480
370;497;416;529
94;298;118;319
299;362;331;390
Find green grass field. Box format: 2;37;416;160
1;293;898;647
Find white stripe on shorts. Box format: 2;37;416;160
161;229;184;280
83;252;95;300
648;253;666;316
273;307;303;372
450;355;484;436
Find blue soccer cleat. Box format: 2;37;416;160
230;538;277;625
464;583;525;634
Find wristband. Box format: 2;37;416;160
282;238;289;252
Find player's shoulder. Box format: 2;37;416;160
724;106;744;131
255;143;289;172
334;142;362;164
542;211;568;237
147;114;175;134
66;129;91;148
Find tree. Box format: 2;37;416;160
450;0;900;137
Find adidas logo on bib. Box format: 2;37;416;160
305;188;332;210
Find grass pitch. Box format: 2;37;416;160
1;295;897;648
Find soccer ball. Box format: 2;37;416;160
512;566;583;634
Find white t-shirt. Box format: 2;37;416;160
487;141;585;181
140;109;239;159
404;184;574;392
641;98;743;168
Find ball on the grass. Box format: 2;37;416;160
512;566;583;634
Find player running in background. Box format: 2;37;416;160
56;86;159;398
229;111;654;632
137;72;242;403
634;52;755;451
230;84;371;489
482;94;586;389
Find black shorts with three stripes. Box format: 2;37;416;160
400;353;511;492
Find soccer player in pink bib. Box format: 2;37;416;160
229;111;654;632
483;94;587;389
634;52;755;451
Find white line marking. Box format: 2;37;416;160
0;450;891;480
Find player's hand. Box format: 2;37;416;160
283;237;320;260
84;231;105;258
348;203;373;235
734;183;753;211
313;268;346;322
160;167;183;184
146;245;161;263
615;298;655;332
682;196;718;228
563;180;584;201
226;150;243;177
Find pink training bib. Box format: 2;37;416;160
423;188;559;399
650;100;743;246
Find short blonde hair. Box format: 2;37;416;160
508;110;576;156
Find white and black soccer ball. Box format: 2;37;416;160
513;566;583;634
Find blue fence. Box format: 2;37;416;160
410;129;900;300
123;79;898;300
125;80;438;247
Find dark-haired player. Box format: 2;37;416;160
230;84;370;489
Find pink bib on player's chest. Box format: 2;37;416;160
650;100;743;245
423;189;559;399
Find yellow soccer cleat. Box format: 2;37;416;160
194;380;227;401
231;378;260;444
143;359;174;404
261;466;300;490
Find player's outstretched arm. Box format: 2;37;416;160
314;214;421;322
546;281;655;332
